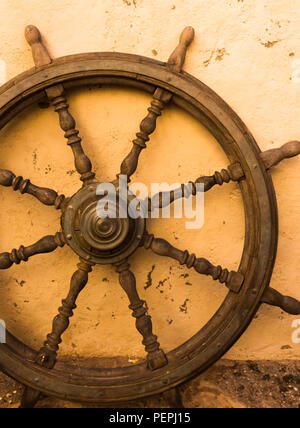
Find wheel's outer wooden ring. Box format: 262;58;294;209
0;52;278;403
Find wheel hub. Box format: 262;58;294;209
62;183;145;264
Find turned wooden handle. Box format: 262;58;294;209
36;260;92;369
116;261;168;370
144;234;244;293
25;25;52;67
0;233;65;269
261;141;300;170
0;169;14;186
0;168;64;209
167;26;195;73
262;287;300;315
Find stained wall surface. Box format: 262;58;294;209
0;0;299;363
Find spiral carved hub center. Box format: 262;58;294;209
80;202;131;251
62;183;145;264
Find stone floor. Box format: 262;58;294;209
0;360;299;408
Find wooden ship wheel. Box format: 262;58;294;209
0;25;299;408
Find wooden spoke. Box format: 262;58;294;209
147;163;244;210
261;287;300;315
0;232;65;270
25;25;95;185
46;84;96;184
119;87;172;181
118;27;194;183
0;168;65;209
116;260;168;371
143;233;244;293
36;259;93;369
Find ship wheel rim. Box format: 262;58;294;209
0;52;278;403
